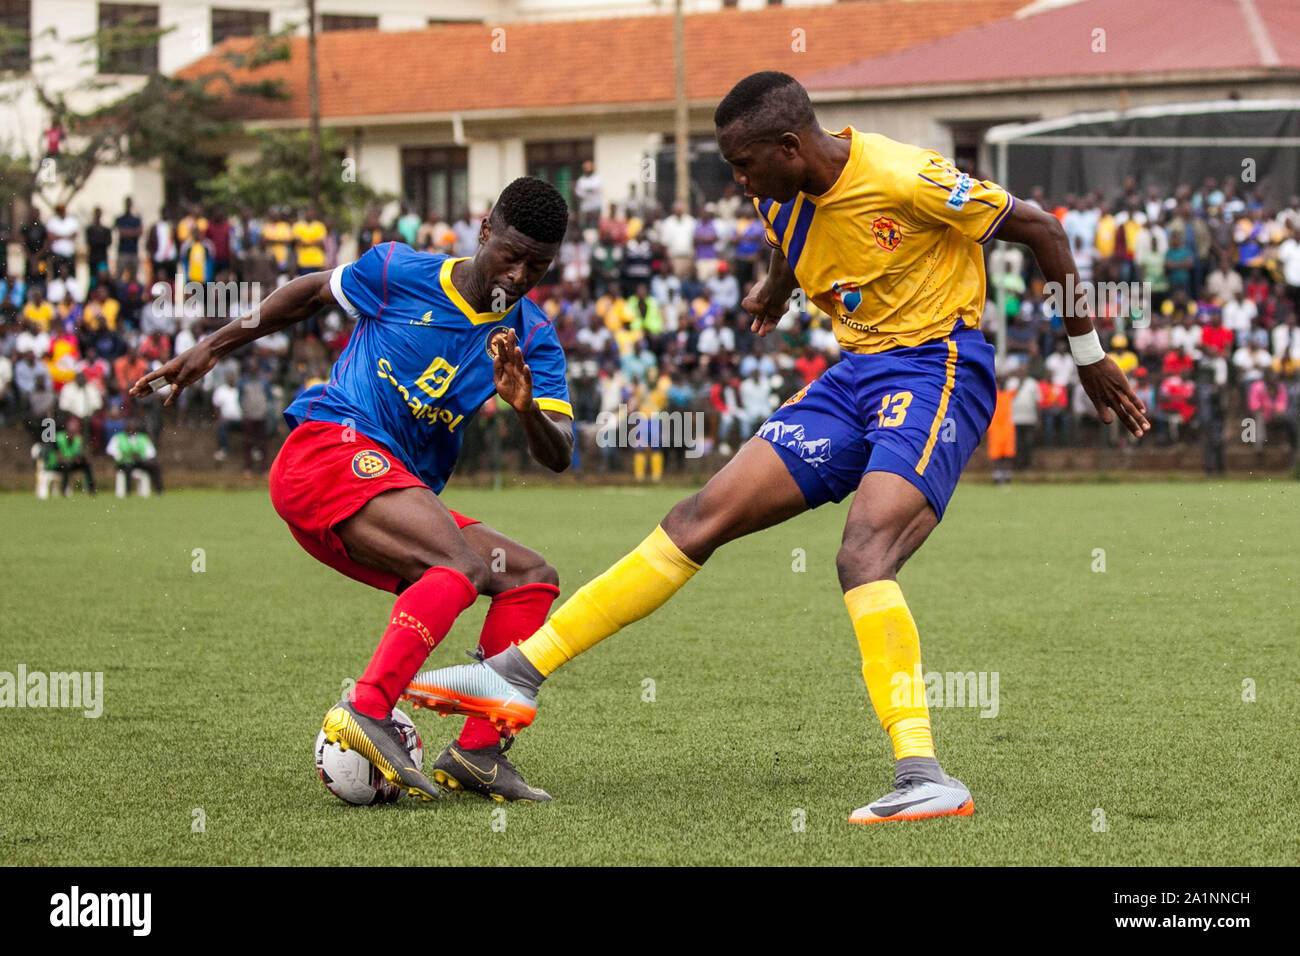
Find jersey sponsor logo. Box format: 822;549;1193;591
946;173;974;210
376;357;466;432
838;314;882;334
410;310;434;327
486;326;513;358
351;449;391;478
831;280;863;314
871;216;902;252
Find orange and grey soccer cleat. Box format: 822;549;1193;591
401;661;538;732
848;775;974;825
431;740;552;803
321;699;442;802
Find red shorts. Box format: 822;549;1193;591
268;419;479;593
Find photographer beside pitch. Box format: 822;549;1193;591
132;178;575;804
406;72;1150;824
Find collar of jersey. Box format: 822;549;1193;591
806;126;862;206
441;257;519;326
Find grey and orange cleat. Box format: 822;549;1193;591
321;699;442;802
402;660;537;733
431;740;552;803
848;774;974;825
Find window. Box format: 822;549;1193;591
526;140;594;208
320;14;378;32
402;146;468;221
0;0;30;73
98;3;159;75
211;7;270;47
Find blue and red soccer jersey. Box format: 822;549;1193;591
283;242;572;494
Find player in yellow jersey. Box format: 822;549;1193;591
404;72;1150;823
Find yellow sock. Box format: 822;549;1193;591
633;452;646;480
519;526;701;675
650;451;663;481
844;579;935;760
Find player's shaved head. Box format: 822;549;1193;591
714;71;817;140
490;177;570;245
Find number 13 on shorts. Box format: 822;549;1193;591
877;391;913;427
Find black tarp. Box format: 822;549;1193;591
1002;105;1300;208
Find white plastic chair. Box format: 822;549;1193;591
31;444;58;500
114;467;152;498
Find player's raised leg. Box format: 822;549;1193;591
322;485;492;801
405;437;809;726
417;521;560;802
837;471;974;824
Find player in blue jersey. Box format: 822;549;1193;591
132;178;575;803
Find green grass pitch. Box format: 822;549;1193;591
2;480;1297;866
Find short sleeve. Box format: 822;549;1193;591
753;198;781;249
330;241;398;320
912;153;1014;245
522;321;572;419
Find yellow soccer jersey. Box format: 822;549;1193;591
755;127;1013;353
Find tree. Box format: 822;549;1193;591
1;19;292;208
198;128;388;228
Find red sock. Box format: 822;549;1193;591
352;567;478;719
457;582;560;749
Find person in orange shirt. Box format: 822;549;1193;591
987;373;1016;486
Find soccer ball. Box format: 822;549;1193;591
314;707;423;806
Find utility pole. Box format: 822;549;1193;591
306;0;322;205
673;0;689;212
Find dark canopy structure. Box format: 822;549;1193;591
987;100;1300;207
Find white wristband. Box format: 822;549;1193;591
1068;330;1105;366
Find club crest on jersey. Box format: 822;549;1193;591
831;281;863;314
872;216;902;252
486;326;513;358
351;449;390;479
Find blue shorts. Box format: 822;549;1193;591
758;326;996;521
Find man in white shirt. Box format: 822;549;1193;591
737;367;773;439
211;371;242;461
1044;337;1078;388
1170;316;1203;358
705;263;740;313
1221;291;1257;341
1273;315;1300;364
655;202;697;279
1232;340;1272;386
1278;227;1300;312
47;203;80;278
573;161;602;229
58;371;103;420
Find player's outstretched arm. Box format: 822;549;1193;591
742;246;799;337
992;201;1150;438
492;328;573;472
130;271;336;406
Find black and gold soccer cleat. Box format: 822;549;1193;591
431;741;552;803
321;699;442;802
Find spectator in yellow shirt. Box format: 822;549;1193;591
264;208;294;274
293;206;327;274
21;289;53;330
82;285;120;332
1108;334;1140;376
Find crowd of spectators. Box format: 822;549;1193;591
3;168;1299;492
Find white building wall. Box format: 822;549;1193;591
593;131;660;213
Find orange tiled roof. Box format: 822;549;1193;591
179;1;1027;121
804;0;1300;92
